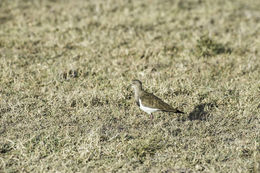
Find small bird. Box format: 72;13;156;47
131;79;184;119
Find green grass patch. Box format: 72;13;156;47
194;35;232;58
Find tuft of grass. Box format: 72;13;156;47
127;135;164;163
194;35;232;57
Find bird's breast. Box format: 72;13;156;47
139;99;158;114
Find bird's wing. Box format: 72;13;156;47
140;92;173;110
141;91;184;113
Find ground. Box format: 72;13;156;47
0;0;259;172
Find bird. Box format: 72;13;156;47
131;79;184;119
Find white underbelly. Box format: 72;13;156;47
139;99;158;114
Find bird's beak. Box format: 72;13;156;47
126;84;131;91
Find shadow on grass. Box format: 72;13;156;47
188;103;214;121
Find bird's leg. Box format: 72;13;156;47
150;113;153;120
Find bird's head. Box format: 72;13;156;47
131;79;142;91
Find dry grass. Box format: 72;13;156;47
0;0;260;172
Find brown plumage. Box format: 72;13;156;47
131;80;184;117
140;91;184;113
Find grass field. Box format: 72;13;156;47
0;0;260;172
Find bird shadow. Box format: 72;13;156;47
187;103;214;121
